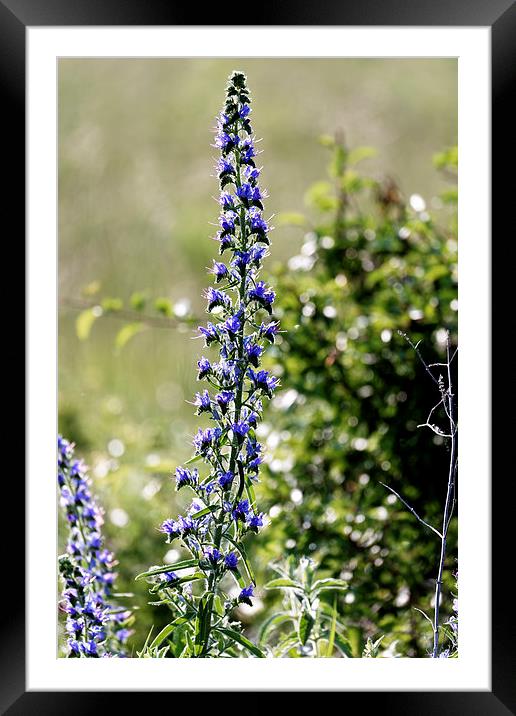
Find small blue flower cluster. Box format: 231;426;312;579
156;72;279;615
58;435;133;657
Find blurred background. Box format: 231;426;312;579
58;58;457;656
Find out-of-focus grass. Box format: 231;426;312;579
58;58;457;650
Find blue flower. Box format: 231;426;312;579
219;191;234;210
58;435;130;658
232;499;250;522
224;552;239;570
248;281;275;312
246;512;264;533
216;390;234;415
248;207;268;237
211;261;228;283
116;628;133;643
222;313;242;338
204;547;221;565
239;104;251;118
197;356;212;379
205;287;230;312
175;466;198;490
217;158;235;176
218;471;234;489
250;246;267;265
80;640;99;657
160;519;181;538
232;420;250;441
194;390;211;415
242;165;260;182
198;323;219;346
238;584;254;604
245;340;262;367
232;250;252;275
193;427;223;455
248;368;279;397
259;321;280;343
243;408;259;428
178;515;195;534
240;138;256;164
245;437;263;472
215;231;234;254
215;131;238;151
220;211;237;234
236;183;254;203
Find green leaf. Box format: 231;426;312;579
245;480;257;511
277;212;306;227
318;134;335;148
433;146;458;171
213;595;225;617
190;506;219;520
440;188;458;205
258;612;294;647
347;146;377;166
333;632;353;658
150;617;188;649
130;291;147;311
184;453;203;466
311;578;348;595
176;572;206;586
298;611;315;645
135;559;198;581
149;571;206;594
304;181;337;212
82;280;101;296
225;535;256;585
194;593;213;655
273;634;299;658
154;297;173;316
101;297;123;312
264;577;303;591
325;598;337;657
228;567;246;590
214;627;265;658
115;322;146;352
76;308;99;341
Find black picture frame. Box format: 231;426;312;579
5;0;512;711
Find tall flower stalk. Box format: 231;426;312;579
138;71;278;658
58;435;133;657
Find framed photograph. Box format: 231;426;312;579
5;0;511;710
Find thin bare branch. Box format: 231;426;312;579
398;331;439;385
379;482;442;539
60;296;198;330
416;422;454;438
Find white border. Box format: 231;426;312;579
27;27;490;691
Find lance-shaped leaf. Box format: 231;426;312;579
214;627;265;658
135;559;198;581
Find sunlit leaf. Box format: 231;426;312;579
115;322;146;351
214;627;265;658
264;578;302;591
76;308;99;341
135;559;198;581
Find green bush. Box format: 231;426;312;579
256;135;458;656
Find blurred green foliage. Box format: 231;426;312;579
58;59;457;655
257;136;457;656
